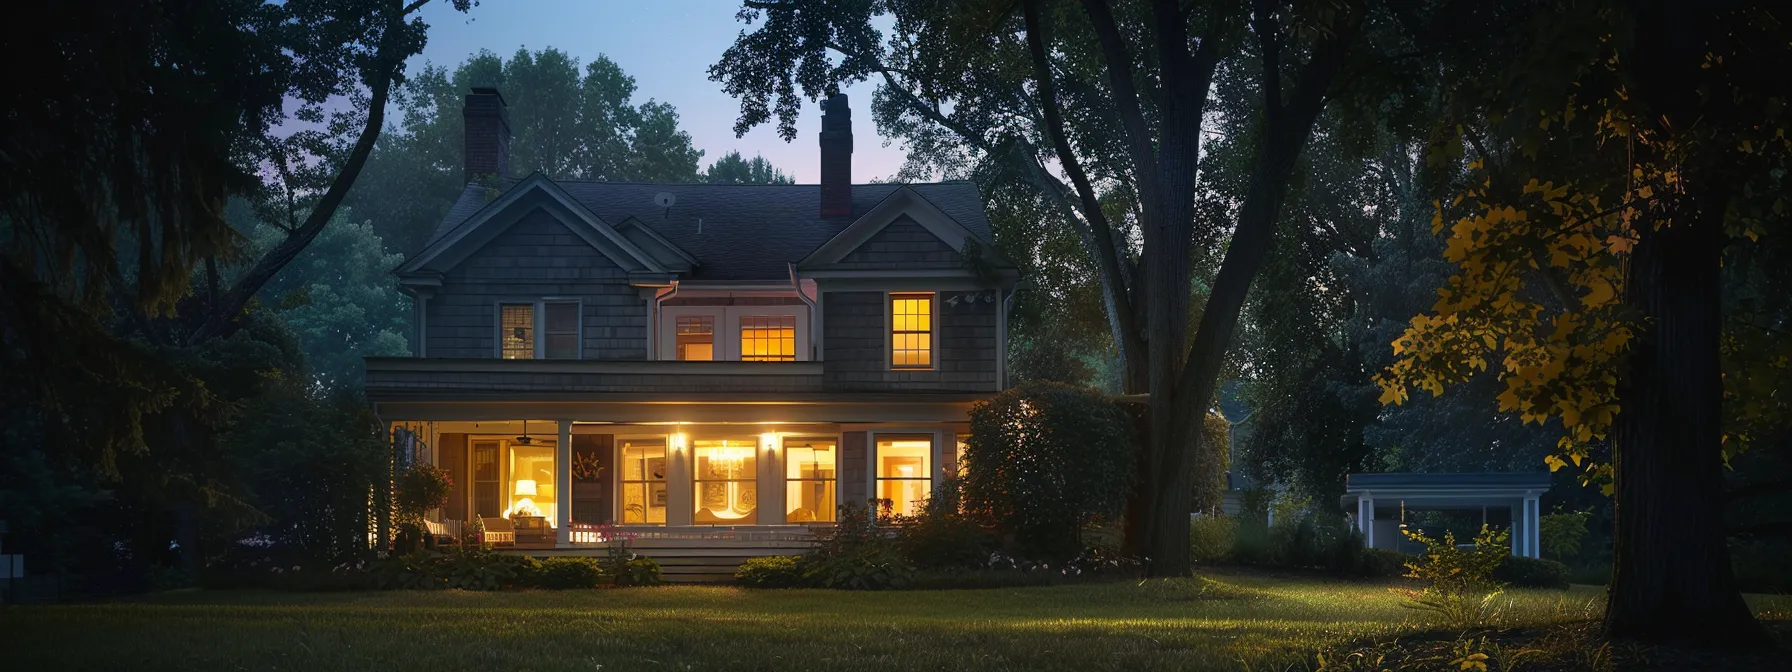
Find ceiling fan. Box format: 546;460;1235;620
515;420;535;445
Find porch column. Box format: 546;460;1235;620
1510;502;1524;556
1358;496;1375;549
556;420;572;547
1525;495;1541;558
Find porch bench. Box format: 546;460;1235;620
479;516;516;548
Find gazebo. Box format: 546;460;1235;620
1340;472;1551;558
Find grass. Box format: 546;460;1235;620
2;571;1786;671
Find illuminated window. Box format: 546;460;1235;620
619;439;667;525
876;435;933;517
693;437;758;524
890;293;933;369
506;434;557;527
676;315;715;361
544;302;580;359
784;437;836;522
740;315;796;361
500;304;534;359
472;440;501;517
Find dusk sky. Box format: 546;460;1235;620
410;0;908;183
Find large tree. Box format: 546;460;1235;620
704;151;797;184
1379;0;1788;644
710;0;1412;574
349;48;707;253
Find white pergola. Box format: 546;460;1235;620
1340;472;1552;558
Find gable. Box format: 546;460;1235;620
836;216;963;268
798;186;1012;272
397;173;664;278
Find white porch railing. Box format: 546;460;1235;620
565;522;827;546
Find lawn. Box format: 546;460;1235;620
3;571;1786;671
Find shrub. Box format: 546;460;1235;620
395;463;453;521
1492;555;1571;589
1538;508;1592;561
614;558;664;587
526;557;605;589
964;382;1136;561
1355;548;1409;579
1189;515;1237;564
368;547;533;591
803;543;913;590
736;556;803;588
1396;525;1509;628
896;479;992;570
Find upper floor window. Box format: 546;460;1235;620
500;304;535;359
740;315;796;361
498;301;580;360
676;315;715;361
890;293;934;369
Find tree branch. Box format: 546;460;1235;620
1022;0;1141;354
191;0;413;342
1080;0;1161;195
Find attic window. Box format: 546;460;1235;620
501;304;534;359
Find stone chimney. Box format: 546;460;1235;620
819;94;853;218
463;87;510;182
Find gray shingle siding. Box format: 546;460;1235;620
425;209;646;359
821;291;997;392
835;216;963;269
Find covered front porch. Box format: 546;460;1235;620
1340;472;1552;558
385;410;969;554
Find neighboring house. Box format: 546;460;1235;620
366;89;1018;571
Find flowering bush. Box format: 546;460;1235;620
395;463;452;521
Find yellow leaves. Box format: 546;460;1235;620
1636;185;1654;200
1740;139;1755;154
1583;277;1616;307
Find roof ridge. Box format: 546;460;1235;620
530;178;971;187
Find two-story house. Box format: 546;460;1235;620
366;88;1017;570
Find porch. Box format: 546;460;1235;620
1340;472;1552;558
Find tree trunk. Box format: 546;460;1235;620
1604;193;1765;646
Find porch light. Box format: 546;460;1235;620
761;432;777;453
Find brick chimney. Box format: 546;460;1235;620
463;87;510;182
819;94;853;218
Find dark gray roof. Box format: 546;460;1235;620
427;177;995;281
1344;472;1553;492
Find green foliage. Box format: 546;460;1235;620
1538;509;1591;562
702;151;794;184
1188;516;1237;564
964;382;1135;561
799;500;914;590
606;553;665;588
394;464;453;522
524;558;605;590
895;479;992;570
243;207;411;390
1357;549;1410;580
735;556;803;588
1492;556;1571;590
370;547;536;591
1397;526;1510;628
353;47;706;254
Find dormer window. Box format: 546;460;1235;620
497;301;581;360
740;315;797;361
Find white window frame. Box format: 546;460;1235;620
492;299;584;360
884;291;940;371
867;429;943;516
658;304;810;361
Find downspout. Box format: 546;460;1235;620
651;282;679;360
789;263;819;361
